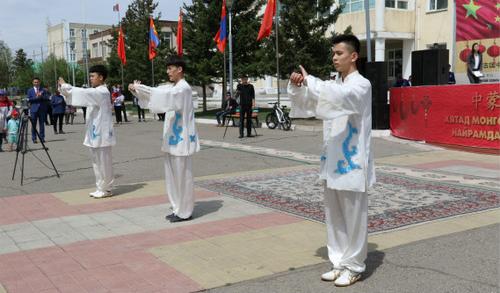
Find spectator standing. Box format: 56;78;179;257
50;90;66;134
235;75;255;138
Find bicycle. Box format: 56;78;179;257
265;102;292;131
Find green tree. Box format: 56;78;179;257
183;0;265;110
107;0;174;93
38;54;74;91
11;49;35;92
261;0;343;79
0;41;13;89
183;0;222;111
231;0;267;78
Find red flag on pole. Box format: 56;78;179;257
117;25;126;65
148;17;160;60
213;0;227;53
113;4;119;12
177;9;183;56
257;0;276;41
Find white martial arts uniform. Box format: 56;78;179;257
288;71;375;273
60;84;116;193
132;79;200;219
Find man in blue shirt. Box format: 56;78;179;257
27;77;50;143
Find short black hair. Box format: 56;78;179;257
89;65;108;80
33;77;40;81
166;55;186;72
332;34;361;54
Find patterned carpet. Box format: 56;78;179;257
197;165;500;233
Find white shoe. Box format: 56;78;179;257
89;190;100;197
334;269;361;287
321;268;343;282
91;190;113;198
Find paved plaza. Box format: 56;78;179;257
0;114;498;293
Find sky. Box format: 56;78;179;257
0;0;191;60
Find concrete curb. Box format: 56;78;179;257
195;118;394;137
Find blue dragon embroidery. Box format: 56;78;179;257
168;112;184;145
320;155;327;161
189;134;197;142
91;125;100;140
335;122;361;174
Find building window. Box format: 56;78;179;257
100;42;107;57
386;0;408;9
70;52;75;62
92;43;98;57
387;48;403;81
69;29;75;37
81;29;87;38
428;0;447;11
165;32;172;48
340;0;374;13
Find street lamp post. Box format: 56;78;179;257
226;0;234;99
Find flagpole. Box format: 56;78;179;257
223;49;227;105
151;59;155;86
275;0;280;104
227;0;233;100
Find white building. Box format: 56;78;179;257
47;22;112;63
331;0;498;84
88;20;178;63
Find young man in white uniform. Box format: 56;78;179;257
129;56;200;223
59;65;116;198
288;34;375;287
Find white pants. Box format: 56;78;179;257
164;153;194;219
89;147;114;192
323;187;368;273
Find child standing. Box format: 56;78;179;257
7;110;20;151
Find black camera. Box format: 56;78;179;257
20;98;30;115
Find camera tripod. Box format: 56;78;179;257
11;111;60;185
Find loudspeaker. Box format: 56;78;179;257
364;62;389;129
411;49;449;86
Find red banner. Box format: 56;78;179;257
390;84;500;149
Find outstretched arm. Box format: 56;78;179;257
129;80;152;109
287;65;319;118
58;77;105;107
130;82;184;113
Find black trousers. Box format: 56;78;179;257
52;113;64;132
82;107;87;122
122;103;128;121
137;105;145;121
467;70;480;84
239;107;252;136
114;106;123;123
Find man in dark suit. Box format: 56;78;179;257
236;76;255;138
27;77;50;143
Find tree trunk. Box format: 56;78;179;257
202;83;207;112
